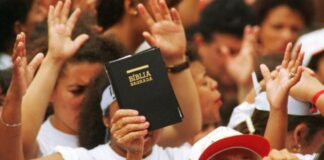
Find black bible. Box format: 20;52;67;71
105;48;183;131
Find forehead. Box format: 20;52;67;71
209;33;242;51
263;5;304;25
59;62;103;84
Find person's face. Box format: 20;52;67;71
210;148;261;160
300;129;324;154
197;33;242;78
316;56;324;84
259;5;305;54
190;61;222;124
51;62;103;134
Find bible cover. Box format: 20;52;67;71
105;48;183;131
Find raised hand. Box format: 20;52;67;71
137;0;186;65
110;109;148;157
224;25;259;85
47;0;89;62
12;33;44;91
260;43;303;109
0;32;43;160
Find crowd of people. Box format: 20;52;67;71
0;0;323;159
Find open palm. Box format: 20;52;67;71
225;26;258;85
138;0;186;64
47;0;88;61
261;43;304;109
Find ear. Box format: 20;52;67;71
193;33;205;48
124;0;138;16
292;123;309;146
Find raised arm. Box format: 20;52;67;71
137;0;201;147
262;43;303;149
223;25;259;103
0;33;43;160
21;0;89;158
290;68;324;116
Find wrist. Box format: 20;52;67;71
310;89;324;112
166;56;189;73
163;55;186;67
43;55;66;67
308;86;324;102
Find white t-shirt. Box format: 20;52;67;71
37;117;78;156
55;143;191;160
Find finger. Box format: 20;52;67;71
48;5;55;27
54;1;64;24
160;0;172;20
72;34;89;50
111;116;146;133
142;31;157;47
290;52;304;74
288;44;302;71
294;52;304;70
12;34;21;60
118;130;148;144
15;42;24;61
282;42;293;68
60;0;72;23
20;32;27;58
260;64;272;82
293;43;302;61
244;25;251;36
66;8;81;35
252;26;260;35
13;57;23;75
170;8;182;26
287;58;295;72
111;109;139;123
28;53;44;76
137;4;155;27
115;122;149;138
149;0;163;21
289;66;303;87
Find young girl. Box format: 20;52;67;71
21;0;116;158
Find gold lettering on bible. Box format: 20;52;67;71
127;65;153;87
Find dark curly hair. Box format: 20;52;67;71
78;72;110;149
199;0;256;42
254;0;315;27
